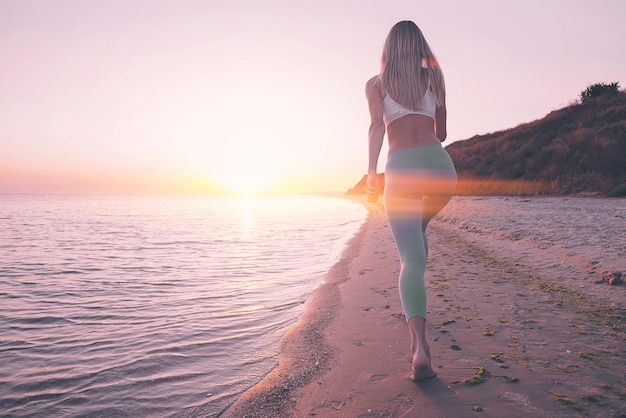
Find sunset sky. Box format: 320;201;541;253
1;0;624;195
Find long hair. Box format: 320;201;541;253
380;21;445;109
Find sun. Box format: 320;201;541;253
218;169;280;195
200;85;305;195
209;133;286;195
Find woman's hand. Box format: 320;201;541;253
366;174;380;202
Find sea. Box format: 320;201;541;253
0;194;368;418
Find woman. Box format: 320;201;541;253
365;20;457;381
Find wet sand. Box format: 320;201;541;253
222;197;625;418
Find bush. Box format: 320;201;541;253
580;82;620;103
610;183;626;197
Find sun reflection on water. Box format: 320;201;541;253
240;194;252;241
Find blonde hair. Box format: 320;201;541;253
380;21;445;109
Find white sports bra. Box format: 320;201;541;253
382;88;437;126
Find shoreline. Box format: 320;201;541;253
222;196;625;418
220;196;377;417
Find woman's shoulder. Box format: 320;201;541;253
365;75;383;95
366;74;380;86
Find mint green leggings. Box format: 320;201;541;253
384;143;457;321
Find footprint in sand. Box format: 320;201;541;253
369;373;390;383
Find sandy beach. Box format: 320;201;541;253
222;197;625;418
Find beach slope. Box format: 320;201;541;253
223;198;625;418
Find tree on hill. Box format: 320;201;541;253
580;82;620;103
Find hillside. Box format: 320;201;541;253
446;89;626;196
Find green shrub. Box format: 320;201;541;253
610;183;626;197
581;82;620;103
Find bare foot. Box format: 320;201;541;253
409;345;436;381
406;317;436;381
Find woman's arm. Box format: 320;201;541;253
435;95;447;142
365;76;385;195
